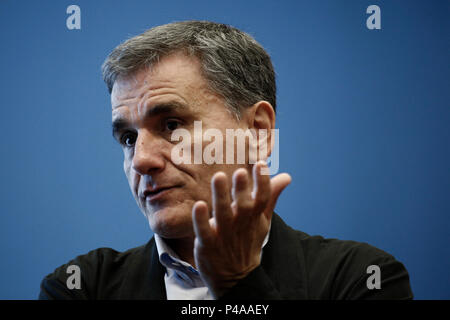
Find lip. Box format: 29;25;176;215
143;186;180;203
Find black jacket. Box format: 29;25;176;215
39;214;413;299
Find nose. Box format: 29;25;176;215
132;129;166;176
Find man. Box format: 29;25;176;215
39;21;413;300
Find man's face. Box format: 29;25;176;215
111;52;250;240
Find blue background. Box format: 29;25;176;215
0;0;448;299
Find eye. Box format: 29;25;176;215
165;119;180;131
120;131;137;147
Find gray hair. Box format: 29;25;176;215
101;20;276;118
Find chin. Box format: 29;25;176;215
146;204;195;239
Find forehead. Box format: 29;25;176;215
111;52;213;113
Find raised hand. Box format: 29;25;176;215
192;161;291;298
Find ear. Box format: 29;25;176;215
246;101;276;162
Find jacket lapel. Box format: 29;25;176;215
146;239;167;299
120;237;167;299
260;213;309;299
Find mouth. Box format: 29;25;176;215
142;186;181;203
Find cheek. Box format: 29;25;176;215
123;160;137;192
123;159;129;179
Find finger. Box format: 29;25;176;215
232;168;254;217
192;200;214;245
252;161;271;215
264;173;292;220
211;171;233;233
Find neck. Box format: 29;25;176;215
164;236;196;267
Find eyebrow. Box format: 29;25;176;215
111;102;188;139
